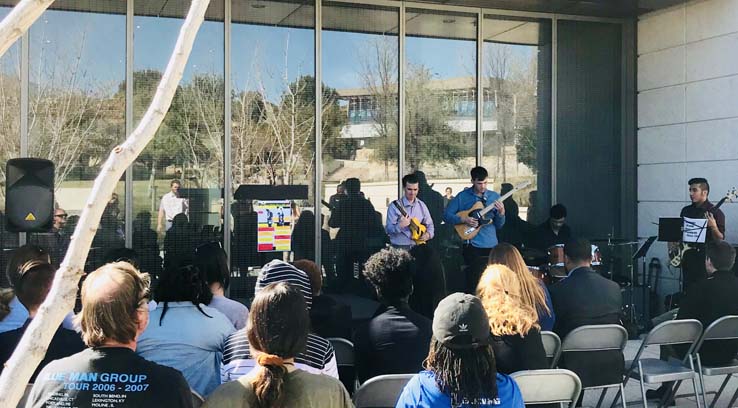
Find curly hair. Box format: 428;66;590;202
363;247;415;302
424;338;498;408
488;243;550;317
476;264;539;336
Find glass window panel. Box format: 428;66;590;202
321;2;399;289
0;6;21;285
230;0;315;289
27;3;126;269
133;1;225;276
481;15;552;243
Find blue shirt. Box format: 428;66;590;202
136;302;235;397
0;296;77;333
443;187;505;249
395;370;524;408
539;283;556;332
386;197;435;247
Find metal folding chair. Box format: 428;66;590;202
191;389;204;408
558;325;628;408
690;315;738;408
512;369;582;407
617;319;703;408
541;330;562;368
328;337;358;392
353;374;414;408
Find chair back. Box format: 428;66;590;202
561;324;628;352
693;315;738;353
511;369;582;407
191;389;204;408
328;337;355;366
541;331;562;368
353;374;414;408
643;319;702;346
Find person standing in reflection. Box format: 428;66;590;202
157;179;189;233
329;178;380;292
443;187;454;209
29;208;70;267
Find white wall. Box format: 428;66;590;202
638;0;738;295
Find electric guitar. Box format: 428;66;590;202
454;180;531;240
669;187;737;267
392;200;428;245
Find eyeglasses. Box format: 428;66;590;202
55;214;68;219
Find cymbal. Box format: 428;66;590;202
590;237;633;242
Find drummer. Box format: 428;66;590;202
526;204;574;251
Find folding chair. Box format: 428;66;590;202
618;319;703;408
541;330;562;368
511;369;582;407
328;337;358;393
690;315;738;408
353;374;414;408
556;325;628;408
191;389;205;408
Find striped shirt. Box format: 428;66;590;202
221;330;338;382
256;260;313;309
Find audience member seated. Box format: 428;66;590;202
488;243;555;331
195;242;249;330
647;240;738;402
136;257;235;397
0;245;52;334
294;259;351;339
221;259;338;381
163;213;195;265
354;248;432;383
396;293;524;408
27;262;193;408
408;244;447;320
204;282;352;408
476;264;548;374
0;261;84;381
549;239;623;390
133;211;163;278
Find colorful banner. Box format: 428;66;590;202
255;200;292;252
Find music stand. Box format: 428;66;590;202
625;236;657;328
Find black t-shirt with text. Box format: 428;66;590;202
28;347;193;408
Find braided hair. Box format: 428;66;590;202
155;256;213;325
424;338;498;408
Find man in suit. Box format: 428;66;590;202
647;240;738;403
549;238;623;391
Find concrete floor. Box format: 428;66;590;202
580;340;738;408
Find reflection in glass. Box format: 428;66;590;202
482;16;552;232
27;5;126;269
321;2;399;288
0;6;21;283
230;0;315;278
133;1;225;276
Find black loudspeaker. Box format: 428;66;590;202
5;158;55;232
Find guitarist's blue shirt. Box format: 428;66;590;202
444;187;505;249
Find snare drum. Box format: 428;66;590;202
547;244;566;278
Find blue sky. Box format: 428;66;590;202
0;7;532;103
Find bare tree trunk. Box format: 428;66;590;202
0;1;211;406
0;0;55;59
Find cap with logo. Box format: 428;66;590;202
432;292;492;349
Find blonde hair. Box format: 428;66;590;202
476;264;539;336
77;262;150;347
488;243;551;317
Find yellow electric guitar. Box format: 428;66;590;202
669;187;737;267
392;200;428;245
454;181;531;240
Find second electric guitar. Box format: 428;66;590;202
454;181;531;240
392;200;428;245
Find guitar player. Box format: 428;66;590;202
443;166;506;266
386;173;434;250
674;177;726;291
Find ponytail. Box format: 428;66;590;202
251;354;288;408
